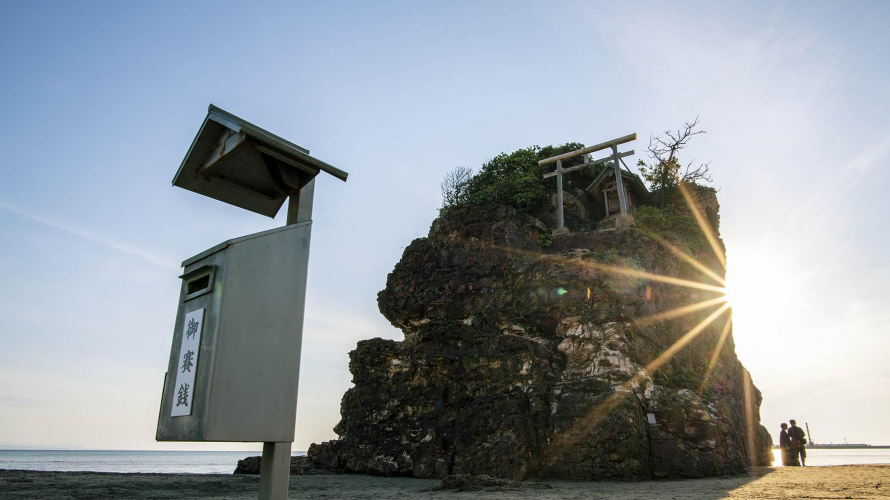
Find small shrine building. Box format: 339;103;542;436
586;167;652;217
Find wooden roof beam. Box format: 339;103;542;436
538;133;637;166
543;150;634;179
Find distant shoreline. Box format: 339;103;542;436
772;445;890;449
810;445;890;449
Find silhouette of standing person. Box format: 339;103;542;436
789;419;807;466
779;423;798;466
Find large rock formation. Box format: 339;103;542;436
310;187;773;480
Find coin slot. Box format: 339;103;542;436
187;275;210;295
180;265;215;301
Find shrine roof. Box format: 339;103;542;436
585;167;653;204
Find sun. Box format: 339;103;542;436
724;248;793;325
719;283;733;306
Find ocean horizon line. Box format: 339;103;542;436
0;447;308;454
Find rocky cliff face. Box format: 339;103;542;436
310;187;773;480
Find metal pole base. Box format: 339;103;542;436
258;442;291;500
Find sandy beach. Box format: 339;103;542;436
2;465;888;500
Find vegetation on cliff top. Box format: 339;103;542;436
437;120;718;258
440;119;714;216
634;203;708;252
439;145;712;251
440;142;605;212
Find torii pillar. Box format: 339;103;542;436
539;133;637;234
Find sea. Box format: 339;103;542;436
0;449;887;474
769;448;889;467
0;450;305;475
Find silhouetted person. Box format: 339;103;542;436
779;423;799;466
789;419;807;466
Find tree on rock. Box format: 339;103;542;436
440;166;473;212
637;117;713;206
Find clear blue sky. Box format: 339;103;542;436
1;1;888;451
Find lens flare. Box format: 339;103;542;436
440;181;748;464
678;183;726;269
544;303;731;455
641;230;725;286
699;317;733;393
640;303;731;375
578;260;726;294
743;369;757;471
633;296;728;327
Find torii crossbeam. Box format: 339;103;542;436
539;133;636;232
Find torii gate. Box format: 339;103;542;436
539;133;636;232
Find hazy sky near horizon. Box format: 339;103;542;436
1;1;888;451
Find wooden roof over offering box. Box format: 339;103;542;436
172;105;348;218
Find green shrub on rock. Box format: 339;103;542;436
538;233;553;247
443;143;594;211
634;204;705;251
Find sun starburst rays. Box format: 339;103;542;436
544;302;732;455
678;182;726;269
577;259;727;294
641;230;725;286
443;181;742;453
542;183;742;454
698;317;733;393
642;303;731;375
633;296;728;327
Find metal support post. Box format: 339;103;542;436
286;179;315;226
261;176;315;500
262;178;314;500
556;160;564;229
258;441;291;500
612;145;628;215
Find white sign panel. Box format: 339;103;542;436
171;308;204;417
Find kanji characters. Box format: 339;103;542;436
185;318;199;339
181;350;194;373
176;383;190;407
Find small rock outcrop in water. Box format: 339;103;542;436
309;186;773;480
234;456;316;475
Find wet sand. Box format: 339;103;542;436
1;464;888;499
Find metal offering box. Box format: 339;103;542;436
156;222;311;442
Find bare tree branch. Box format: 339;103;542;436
682;160;712;184
636;116;711;206
440;166;474;210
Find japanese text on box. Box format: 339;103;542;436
171;308;204;417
